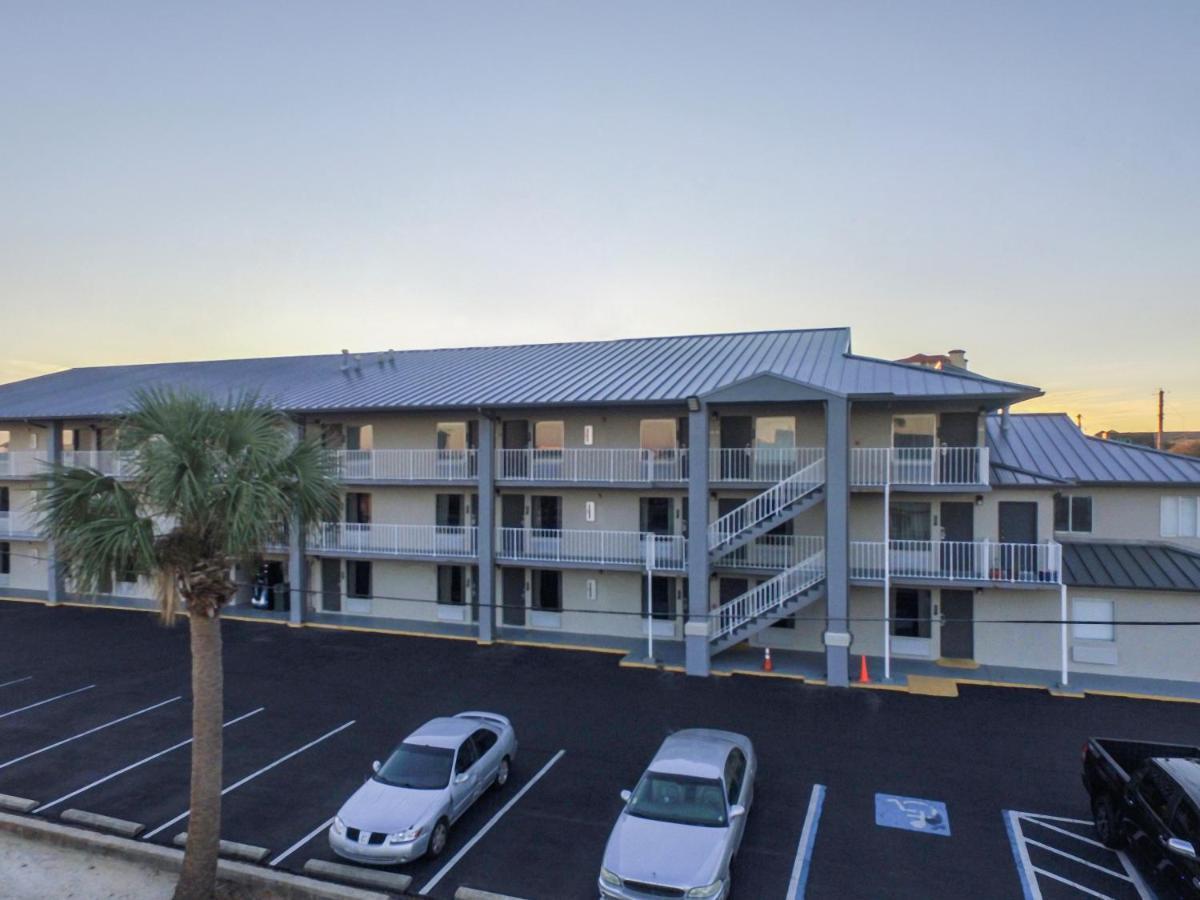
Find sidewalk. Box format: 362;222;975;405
0;827;176;900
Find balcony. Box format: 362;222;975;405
496;449;687;484
850;540;1061;586
330;450;477;483
709;448;824;483
0;512;41;540
61;450;137;478
850;447;990;488
310;523;477;559
716;535;825;571
496;528;686;571
0;452;48;479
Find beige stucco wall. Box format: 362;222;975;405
1052;486;1200;550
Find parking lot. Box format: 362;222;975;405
2;600;1198;899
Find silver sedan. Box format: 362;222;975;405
599;729;756;900
329;711;517;865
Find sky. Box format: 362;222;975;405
1;1;1197;432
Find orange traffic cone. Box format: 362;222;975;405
858;654;871;683
762;647;774;672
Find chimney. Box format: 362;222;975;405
947;349;968;370
340;349;350;371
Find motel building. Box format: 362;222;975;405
1;328;1198;691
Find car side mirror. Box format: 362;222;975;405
729;804;746;820
455;772;470;784
620;790;632;803
372;761;381;774
1167;837;1198;861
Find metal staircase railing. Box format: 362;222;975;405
707;456;825;552
709;550;825;643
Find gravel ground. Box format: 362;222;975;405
0;828;176;900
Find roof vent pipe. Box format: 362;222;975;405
354;354;362;372
340;349;350;371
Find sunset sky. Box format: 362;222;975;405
2;2;1196;432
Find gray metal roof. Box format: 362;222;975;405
988;413;1200;486
0;328;1039;419
1062;541;1200;593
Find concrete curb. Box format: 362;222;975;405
173;830;270;863
455;887;531;900
303;859;413;893
0;794;39;813
61;808;144;838
0;812;394;898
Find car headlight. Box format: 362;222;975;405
686;881;724;899
387;826;423;844
331;816;347;836
599;867;622;886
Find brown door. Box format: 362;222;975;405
501;567;526;626
940;590;974;659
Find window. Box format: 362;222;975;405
438;565;465;605
755;416;796;449
346;561;372;598
320;424;345;449
0;430;9;451
1171;801;1199;845
891;588;932;638
0;487;8;514
724;748;747;805
1138;765;1178;823
1072;598;1115;642
642;575;674;621
531;495;561;530
639;419;676;452
436;494;464;527
346;425;374;451
640;497;673;535
471;728;498;757
345;492;371;524
454;738;478;775
893;414;936;449
1161;496;1200;538
534;421;564;451
116;562;138;584
1054;495;1093;533
0;542;9;576
532;569;561;610
890;502;932;541
437;422;467;451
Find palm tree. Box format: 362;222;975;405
38;388;341;900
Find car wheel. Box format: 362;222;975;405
494;756;511;789
428;818;449;858
1092;796;1123;849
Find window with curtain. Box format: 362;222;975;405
890;502;932;541
1072;598;1115;641
1161;496;1200;538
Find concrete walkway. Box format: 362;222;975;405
0;828;176;900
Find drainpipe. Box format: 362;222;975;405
883;471;891;681
1059;580;1069;688
476;408;496;644
46;421;64;606
287;417;308;626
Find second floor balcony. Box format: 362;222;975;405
310;523;477;559
0;451;48;480
330;449;477;483
850;539;1062;586
0;511;41;539
496;528;687;571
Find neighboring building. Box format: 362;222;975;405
0;328;1197;688
895;349;969;371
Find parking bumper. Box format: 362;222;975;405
328;825;429;865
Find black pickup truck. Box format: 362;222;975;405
1083;737;1200;897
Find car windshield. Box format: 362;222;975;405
373;743;454;790
627;772;727;827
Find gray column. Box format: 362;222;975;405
46;422;64;605
287;418;308;626
476;414;495;643
685;404;711;676
823;398;851;686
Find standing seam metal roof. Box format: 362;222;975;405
1061;541;1200;593
0;327;1039;419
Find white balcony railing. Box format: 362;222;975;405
496;528;687;571
0;512;41;539
850;540;1061;585
850;447;990;487
61;450;138;478
711;550;825;642
717;535;825;571
331;449;477;481
311;523;477;558
710;447;824;483
709;457;826;550
496;449;687;483
0;452;49;479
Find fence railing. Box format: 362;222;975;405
311;523;477;558
849;540;1061;584
717;535;825;571
708;457;826;550
60;450;138;478
330;449;477;481
496;528;687;571
0;451;49;479
496;449;688;483
0;512;41;538
850;447;990;487
709;447;824;483
711;551;826;642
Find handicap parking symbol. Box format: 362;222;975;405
875;794;951;836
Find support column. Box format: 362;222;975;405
1059;583;1069;687
287;418;308;626
476;414;496;643
685;403;711;676
823;397;851;686
46;422;64;606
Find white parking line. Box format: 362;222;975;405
0;696;181;771
268;816;334;867
787;783;826;899
0;684;95;720
0;676;33;689
1021;817;1109;850
1031;866;1117;900
417;749;566;896
1023;837;1131;880
142;720;356;840
34;707;266;814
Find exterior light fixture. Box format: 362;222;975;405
975;495;984;507
686;396;701;412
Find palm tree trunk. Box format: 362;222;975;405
173;609;224;900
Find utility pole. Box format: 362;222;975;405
1076;413;1082;431
1157;389;1165;450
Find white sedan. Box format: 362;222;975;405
329;711;517;864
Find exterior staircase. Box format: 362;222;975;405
709;550;826;654
708;456;825;560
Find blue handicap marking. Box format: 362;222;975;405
874;794;951;836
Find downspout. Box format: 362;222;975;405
883;466;891;681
